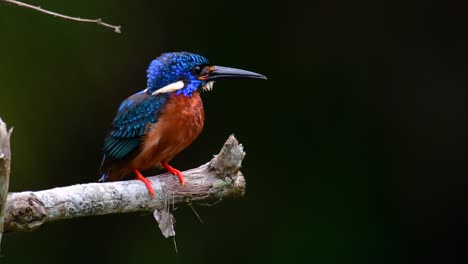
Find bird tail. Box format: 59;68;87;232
98;154;131;182
98;154;109;182
99;171;109;182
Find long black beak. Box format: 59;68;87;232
204;65;267;81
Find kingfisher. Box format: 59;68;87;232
99;52;266;196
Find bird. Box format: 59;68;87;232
99;52;266;196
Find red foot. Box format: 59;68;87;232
133;169;155;197
161;162;185;186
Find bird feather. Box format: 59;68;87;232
102;91;168;161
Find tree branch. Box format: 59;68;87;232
3;135;246;233
1;0;121;33
0;118;13;248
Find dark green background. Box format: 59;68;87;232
1;1;466;263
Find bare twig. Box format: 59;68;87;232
189;204;203;223
0;118;13;249
1;0;121;33
3;135;246;233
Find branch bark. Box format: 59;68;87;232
1;0;121;33
3;135;246;233
0;118;13;248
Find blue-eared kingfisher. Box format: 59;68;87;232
99;52;266;196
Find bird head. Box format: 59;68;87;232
146;52;266;96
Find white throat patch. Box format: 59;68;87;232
152;81;185;95
201;81;215;92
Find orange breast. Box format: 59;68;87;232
129;91;205;170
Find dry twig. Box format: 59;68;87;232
1;0;121;33
0;118;13;248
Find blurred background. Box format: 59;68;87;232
0;0;466;263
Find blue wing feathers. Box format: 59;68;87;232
102;92;168;161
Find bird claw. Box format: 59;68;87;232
133;169;155;197
173;169;185;186
162;162;185;186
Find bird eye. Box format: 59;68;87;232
192;66;202;76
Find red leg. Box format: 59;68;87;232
161;162;185;186
133;169;155;197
